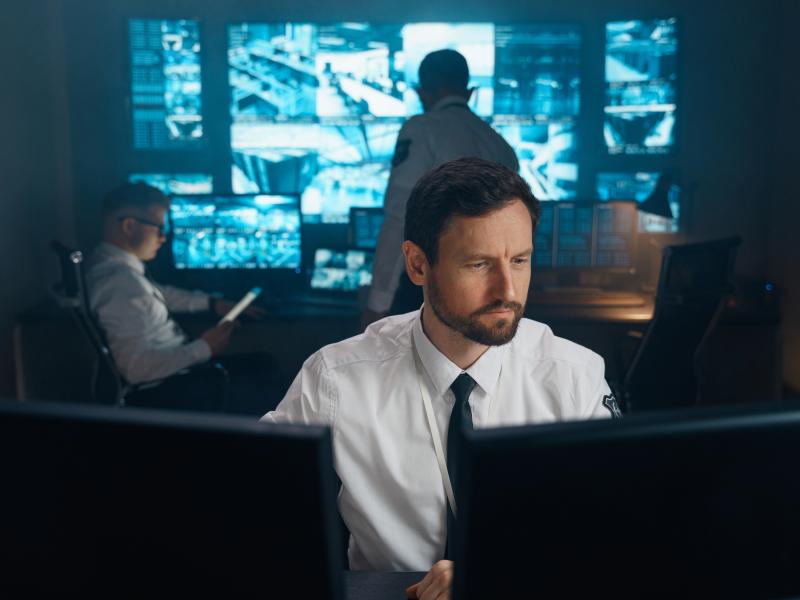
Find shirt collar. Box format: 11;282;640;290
431;95;469;112
97;242;146;275
411;309;507;399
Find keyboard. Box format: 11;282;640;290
528;288;649;307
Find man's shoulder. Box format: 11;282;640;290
315;311;417;372
514;318;604;372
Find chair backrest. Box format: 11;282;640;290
50;241;127;405
624;236;741;412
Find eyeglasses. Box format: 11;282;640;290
118;215;168;236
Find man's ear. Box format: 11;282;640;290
402;241;428;286
119;217;136;238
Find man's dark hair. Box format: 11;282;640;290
102;182;169;216
404;157;540;265
418;49;469;94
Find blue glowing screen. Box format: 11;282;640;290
350;208;385;250
129;173;213;195
169;194;301;269
604;18;677;154
129;19;203;149
596;172;680;233
310;249;374;291
594;203;636;268
228;22;582;217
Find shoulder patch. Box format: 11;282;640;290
602;394;623;418
392;139;412;167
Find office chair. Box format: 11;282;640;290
621;236;741;412
50;241;229;411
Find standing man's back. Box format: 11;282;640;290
363;49;518;326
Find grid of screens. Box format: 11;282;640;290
596;171;680;233
604;18;677;155
129;19;204;149
310;249;374;291
129;173;213;195
228;22;582;223
534;201;637;269
169;194;301;269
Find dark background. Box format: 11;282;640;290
0;0;798;398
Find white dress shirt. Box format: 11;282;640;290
262;310;614;571
367;96;520;313
85;242;212;384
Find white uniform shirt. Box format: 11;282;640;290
85;242;212;384
367;96;520;313
262;310;616;571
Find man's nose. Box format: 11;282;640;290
491;263;516;303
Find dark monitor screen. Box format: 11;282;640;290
129;172;213;195
604;18;677;155
596;171;680;233
349;207;385;249
455;403;800;599
129;19;204;149
310;248;374;291
0;400;344;597
555;202;593;267
533;202;555;268
594;201;636;269
169;194;301;269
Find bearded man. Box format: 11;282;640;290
262;157;619;600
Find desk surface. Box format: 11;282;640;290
344;571;425;600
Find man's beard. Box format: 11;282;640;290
427;275;524;346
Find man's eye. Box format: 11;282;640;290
512;257;530;265
467;262;487;269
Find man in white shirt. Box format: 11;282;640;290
85;183;269;410
263;158;620;599
361;49;519;329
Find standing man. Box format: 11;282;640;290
264;158;621;599
362;49;518;328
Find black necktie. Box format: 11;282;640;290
444;373;476;560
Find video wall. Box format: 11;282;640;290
129;19;204;149
128;17;681;275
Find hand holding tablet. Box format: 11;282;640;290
218;287;262;325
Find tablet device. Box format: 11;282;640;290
218;287;262;325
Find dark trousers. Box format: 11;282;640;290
126;353;287;416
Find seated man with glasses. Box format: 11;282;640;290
85;182;271;411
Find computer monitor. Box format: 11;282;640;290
596;171;681;233
129;173;214;195
604;18;678;155
129;19;204;149
550;201;637;271
454;402;800;599
0;400;344;597
349;207;384;249
169;194;301;269
554;202;593;267
310;248;374;291
594;201;637;269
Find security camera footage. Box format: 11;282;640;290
596;172;680;233
170;195;301;269
228;22;584;219
350;208;385;249
594;203;636;268
129;173;213;195
129;19;203;149
605;18;677;155
311;249;374;291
